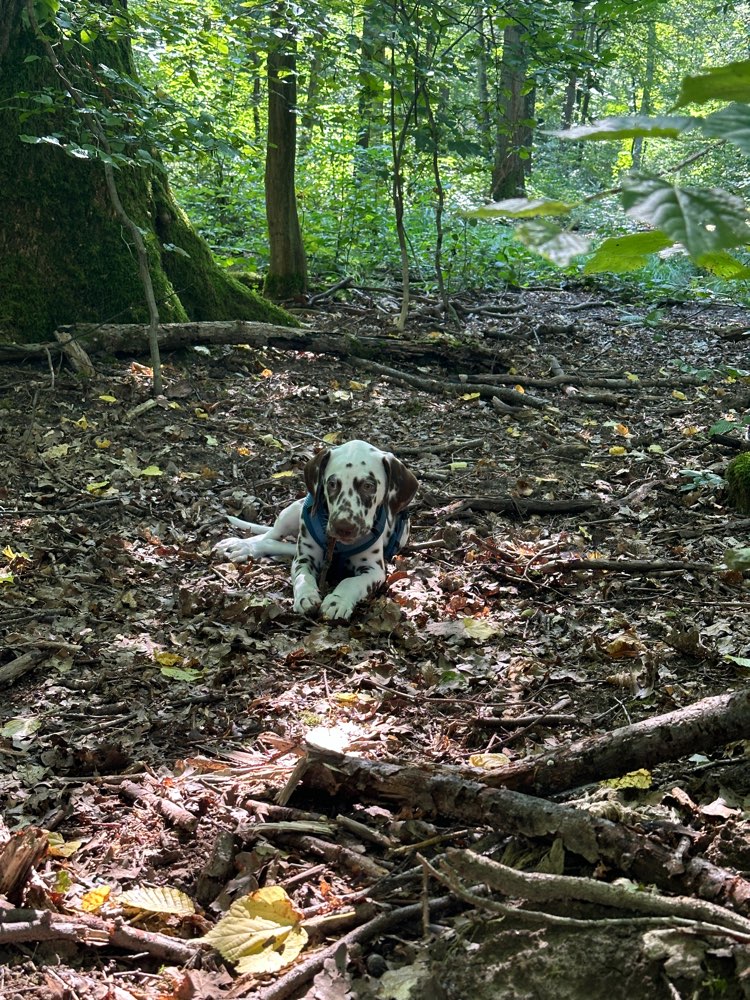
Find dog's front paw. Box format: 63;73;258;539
320;590;358;621
214;537;257;563
293;584;322;616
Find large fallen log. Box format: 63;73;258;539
1;321;507;369
480;688;750;795
301;747;750;913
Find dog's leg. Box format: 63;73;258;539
291;519;325;614
319;545;387;620
215;498;303;563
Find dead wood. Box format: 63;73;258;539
0;827;48;903
481;689;750;796
2;321;507;370
536;557;715;575
444;850;750;936
301;747;750;913
0;650;46;686
0;908;203;963
456;496;599;516
348;357;546;408
119;779;198;833
711;433;750;453
53;328;96;377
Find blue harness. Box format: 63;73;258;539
301;493;409;569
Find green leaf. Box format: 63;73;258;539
621;174;750;257
695;251;750;279
676;58;750;107
513;220;590;266
584;231;673;274
556;115;695;141
700;103;750;155
469;197;573;219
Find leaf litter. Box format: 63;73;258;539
0;288;749;998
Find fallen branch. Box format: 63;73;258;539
119;780;198;834
301;746;750;913
536;557;714;575
443;849;750;936
0;650;46;687
481;689;750;796
0;827;48;903
456;496;599;516
0;908;203;963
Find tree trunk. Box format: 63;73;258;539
561;0;587;129
264;3;308;300
298;46;324;155
631;20;657;170
490;19;532;201
0;0;288;345
356;1;387;151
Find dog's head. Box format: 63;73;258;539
304;440;418;544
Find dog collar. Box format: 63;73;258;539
301;494;408;561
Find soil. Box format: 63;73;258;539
1;286;750;999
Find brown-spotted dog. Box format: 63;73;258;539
214;440;418;620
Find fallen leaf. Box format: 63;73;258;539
203;886;307;974
119;886;195;915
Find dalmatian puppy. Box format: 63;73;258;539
214;440;418;620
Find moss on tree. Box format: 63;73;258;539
725;452;750;515
0;2;292;345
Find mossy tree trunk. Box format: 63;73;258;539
0;0;291;346
264;2;308;301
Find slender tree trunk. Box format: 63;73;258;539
264;3;307;300
357;0;387;151
476;11;492;156
298;46;323;155
561;0;586;128
490;18;532;201
631;20;657;170
0;0;288;345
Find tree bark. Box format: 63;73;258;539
490;18;533;200
264;3;308;300
0;0;287;345
302;748;750;912
481;689;750;795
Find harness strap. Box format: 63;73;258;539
301;494;408;561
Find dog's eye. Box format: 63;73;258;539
326;476;341;495
360;480;376;495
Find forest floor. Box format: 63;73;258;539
1;285;750;1000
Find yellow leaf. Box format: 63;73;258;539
322;432;342;444
349;380;367;390
648;444;663;454
681;425;699;436
140;466;163;477
98;395;117;404
614;423;630;437
463;618;503;641
601;769;652;790
119;886;195;915
449;461;469;470
260;368;273;378
86;481;110;493
154;651;182;667
514;385;526;394
608;446;627;456
75;416;89;430
168;401;182;410
81;886;111;912
3;546;29;560
672;390;687;401
42;443;70;460
271;470;295;478
203;887;307;974
236;446;251;456
0;571;14;585
95;437;111;449
624;372;640;382
194;408;209;419
504;425;521;437
47;832;83;858
469;752;511;770
461;392;481;401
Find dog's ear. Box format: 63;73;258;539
383;454;418;516
305;448;331;513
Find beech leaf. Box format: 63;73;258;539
119;886;195;915
203;886;307;974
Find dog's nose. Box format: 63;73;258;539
329;520;359;542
